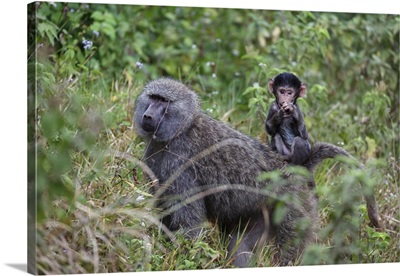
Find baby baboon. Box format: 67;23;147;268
133;78;380;267
266;72;311;165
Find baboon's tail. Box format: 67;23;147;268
303;142;352;172
303;142;382;230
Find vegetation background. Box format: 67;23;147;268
28;1;399;274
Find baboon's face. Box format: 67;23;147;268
140;94;170;133
133;78;199;142
274;86;297;107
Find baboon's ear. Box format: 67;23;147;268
268;79;275;94
299;83;307;97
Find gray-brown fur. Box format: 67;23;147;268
133;78;380;267
303;142;381;229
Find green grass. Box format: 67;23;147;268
33;75;399;274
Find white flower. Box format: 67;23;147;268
136;195;145;203
136;61;144;69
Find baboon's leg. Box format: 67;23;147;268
274;134;290;156
274;206;315;266
227;216;267;267
290;137;311;165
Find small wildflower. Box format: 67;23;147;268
136;61;144;69
216;38;221;43
191;44;197;49
253;82;260;88
70;8;75;13
291;61;297;66
136;195;145;203
206;61;216;67
93;30;100;37
232;49;239;56
258;63;267;68
212;73;216;78
82;38;93;50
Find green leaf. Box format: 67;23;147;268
273;202;288;224
319;28;331;39
37;21;59;45
65;48;75;60
91;11;104;21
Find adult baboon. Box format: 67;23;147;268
133;78;380;267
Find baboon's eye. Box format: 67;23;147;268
149;94;169;102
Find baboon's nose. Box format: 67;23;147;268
142;115;156;132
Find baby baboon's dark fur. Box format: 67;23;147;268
133;78;380;267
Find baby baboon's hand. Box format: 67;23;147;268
281;102;293;116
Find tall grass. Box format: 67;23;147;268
33;71;399;273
